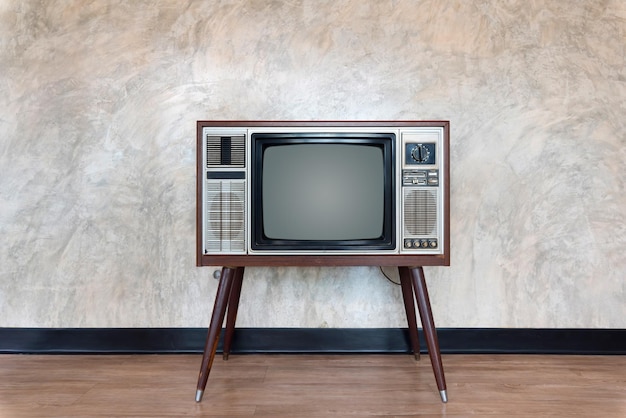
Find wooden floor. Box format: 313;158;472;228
0;354;624;417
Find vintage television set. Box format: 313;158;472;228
196;121;449;267
194;121;451;404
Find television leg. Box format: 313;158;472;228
222;267;244;360
398;267;421;360
195;266;237;403
407;266;448;403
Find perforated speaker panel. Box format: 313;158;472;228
403;188;438;236
206;135;245;167
205;180;246;253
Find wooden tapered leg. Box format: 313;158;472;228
398;267;421;360
408;266;448;403
195;266;237;402
222;267;244;360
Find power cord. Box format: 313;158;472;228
379;266;400;286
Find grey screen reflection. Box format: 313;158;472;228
262;144;384;240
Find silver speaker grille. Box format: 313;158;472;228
206;135;245;167
403;188;438;236
205;180;245;252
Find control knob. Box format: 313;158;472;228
410;144;431;163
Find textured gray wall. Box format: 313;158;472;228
1;1;624;328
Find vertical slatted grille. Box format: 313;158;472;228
205;180;245;252
403;188;438;236
206;135;245;167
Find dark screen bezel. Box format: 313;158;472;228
250;132;396;251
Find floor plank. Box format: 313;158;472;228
0;354;623;417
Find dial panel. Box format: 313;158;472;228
405;142;436;165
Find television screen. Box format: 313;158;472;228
261;143;384;241
250;133;396;251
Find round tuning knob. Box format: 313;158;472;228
410;144;431;163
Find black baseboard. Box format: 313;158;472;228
0;328;624;355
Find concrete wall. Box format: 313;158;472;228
1;1;624;328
